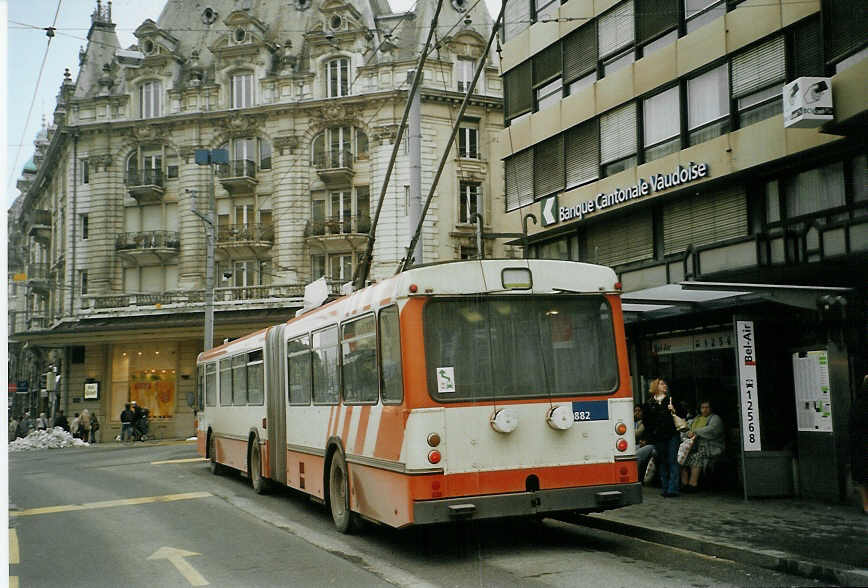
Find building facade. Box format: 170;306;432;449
494;0;866;502
8;0;506;439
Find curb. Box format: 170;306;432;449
574;514;868;587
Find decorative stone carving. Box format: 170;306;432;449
373;124;400;145
132;125;160;140
273;135;299;155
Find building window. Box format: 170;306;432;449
637;0;678;54
503;0;531;42
598;1;635;73
732;35;785;127
687;63;729;145
784;162;846;218
534;134;564;197
259;139;272;170
458;126;478;159
824;0;868;67
643;86;681;162
505;148;534;212
311;254;325;280
311;127;356;168
139;80;161;118
533;44;562;110
329;254;353;281
563;22;597;95
685;0;726;33
81;159;89;184
81;214;89;240
80;270;88;296
565;118;599;189
458;182;481;224
504;60;532;123
600;102;637;177
232;73;254;108
167;165;179;178
457;58;475;93
534;0;559;23
326;57;349;97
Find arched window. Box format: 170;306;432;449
311;127;368;167
326;58;349;98
220;137;271;172
139;80;162;119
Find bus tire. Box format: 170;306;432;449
328;450;361;534
249;440;267;494
208;433;223;475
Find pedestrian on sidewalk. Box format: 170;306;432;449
90;412;100;443
851;375;868;515
634;404;656;483
70;412;81;439
680;400;725;492
80;409;92;442
36;412;49;430
643;378;684;497
9;415;20;440
120;403;134;442
17;412;35;438
53;410;69;431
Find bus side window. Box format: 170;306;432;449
205;363;217;406
197;365;204;409
379;305;404;404
232;354;248;405
247;349;264;405
219;358;233;406
341;315;377;404
312;326;340;405
287;336;311;405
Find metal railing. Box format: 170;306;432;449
305;215;371;236
216;223;274;244
115;230;180;251
126;168;165;187
313;149;354;171
217;159;257;179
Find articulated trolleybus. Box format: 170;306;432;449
197;259;640;532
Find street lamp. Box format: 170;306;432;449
191;148;228;352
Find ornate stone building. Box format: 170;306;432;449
9;0;505;437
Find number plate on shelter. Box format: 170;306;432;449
571;401;609;422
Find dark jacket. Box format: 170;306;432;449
120;409;134;424
53;413;69;431
643;394;679;443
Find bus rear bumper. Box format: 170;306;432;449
412;483;642;525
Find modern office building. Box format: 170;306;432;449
494;0;866;501
8;0;504;439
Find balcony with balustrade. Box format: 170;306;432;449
126;169;165;204
217;159;258;194
314;149;354;186
27;210;51;244
26;263;50;294
115;230;180;265
304;215;371;252
215;223;274;259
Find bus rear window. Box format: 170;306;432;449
423;296;618;402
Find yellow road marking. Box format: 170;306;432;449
151;457;208;465
9;529;20;564
10;577;19;588
10;492;212;517
149;546;209;586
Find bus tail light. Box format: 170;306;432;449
428;450;441;464
427;433;441;447
616;438;628;452
615;421;627;435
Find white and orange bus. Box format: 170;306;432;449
196;259;640;532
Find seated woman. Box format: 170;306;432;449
681;399;725;492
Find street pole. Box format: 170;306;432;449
188;185;215;352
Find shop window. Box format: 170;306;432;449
685;0;725;33
563;22;597;95
687;64;729;145
732;36;785;128
784;162;846;218
112;343;178;421
600;102;637;177
643;86;681;162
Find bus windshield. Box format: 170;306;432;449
424;296;618;401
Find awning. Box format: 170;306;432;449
621;281;852;322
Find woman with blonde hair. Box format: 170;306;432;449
80;409;91;443
642;378;684;497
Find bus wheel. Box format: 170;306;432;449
209;434;223;475
328;451;360;533
249;441;267;494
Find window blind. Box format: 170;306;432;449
565;119;599;188
643;86;680;146
504;0;531;42
598;1;635;58
791;17;823;78
688;64;729;129
731;35;785;98
505;61;533;120
600;103;637;164
637;0;678;45
825;0;868;64
533;44;562;86
534;135;565;197
585;209;653;266
663;187;748;254
505;149;534;212
563;23;596;83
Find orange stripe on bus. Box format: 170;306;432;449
341;406;354;445
373;405;407;461
353;406;371;454
326;406;336;442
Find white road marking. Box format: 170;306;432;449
151;457;208;465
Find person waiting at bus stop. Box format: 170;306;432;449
643;378;685;497
680;399;725;492
120;403;134;442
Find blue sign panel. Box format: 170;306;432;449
571;400;609;422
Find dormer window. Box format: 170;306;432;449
142;39;156;55
232;73;254;108
326;58;349;98
233;28;247;44
329;15;343;31
139;80;162;119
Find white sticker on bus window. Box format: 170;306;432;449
436;367;456;393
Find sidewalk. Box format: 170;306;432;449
572;489;868;586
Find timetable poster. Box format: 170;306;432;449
792;350;833;432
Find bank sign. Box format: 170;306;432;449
540;162;710;227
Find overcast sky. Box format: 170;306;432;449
4;0;500;204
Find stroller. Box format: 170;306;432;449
133;409;150;441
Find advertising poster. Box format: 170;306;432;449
735;320;762;451
792;350;833;432
129;370;176;418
